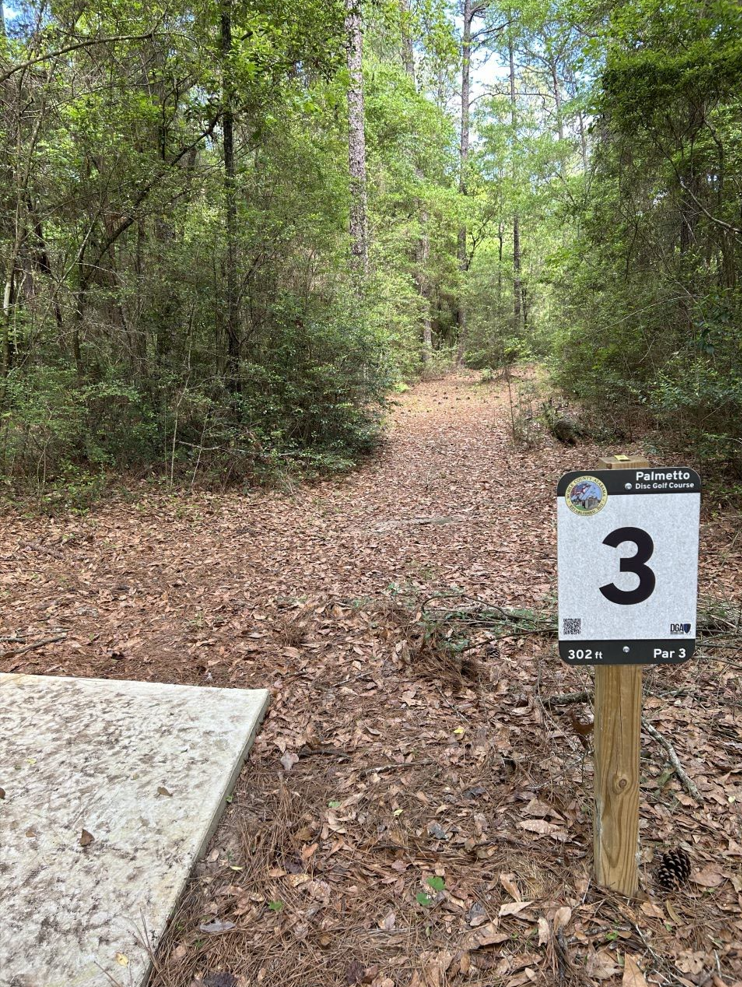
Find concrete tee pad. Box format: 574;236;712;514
0;674;270;987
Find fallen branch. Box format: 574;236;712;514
298;747;351;761
542;690;592;707
642;718;703;803
360;759;435;777
1;634;67;660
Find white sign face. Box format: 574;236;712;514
557;468;701;665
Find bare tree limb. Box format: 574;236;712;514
0;33;160;85
1;634;67;660
642;718;703;803
679;179;742;237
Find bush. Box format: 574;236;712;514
0;290;396;495
550;282;742;477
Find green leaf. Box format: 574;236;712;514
268;900;284;912
416;892;432;907
426;876;445;891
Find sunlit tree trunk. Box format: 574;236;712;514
221;0;240;392
418;211;432;360
400;0;415;78
509;36;523;333
345;0;368;275
551;61;564;142
497;220;504;319
401;0;432;362
2;264;15;375
578;109;588;172
457;0;473;362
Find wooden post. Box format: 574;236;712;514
593;665;642;895
592;455;648;897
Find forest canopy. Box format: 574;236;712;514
1;0;740;494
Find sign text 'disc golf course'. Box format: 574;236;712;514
557;468;701;665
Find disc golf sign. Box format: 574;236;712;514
557;468;701;665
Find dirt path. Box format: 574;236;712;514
1;374;741;987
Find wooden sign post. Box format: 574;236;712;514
556;457;701;896
594;456;647;896
593;664;642;894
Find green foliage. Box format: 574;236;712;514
0;366;156;477
547;0;742;476
0;0;458;496
238;300;394;464
2;0;741;499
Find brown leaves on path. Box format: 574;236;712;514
1;373;741;987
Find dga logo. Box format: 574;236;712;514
670;623;692;635
565;476;608;516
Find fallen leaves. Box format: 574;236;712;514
280;751;299;773
517;818;567;839
692;863;726;888
553;905;571;933
639;901;664;920
499;872;521;901
2;376;742;987
498;901;533;918
410;950;455;987
198;919;236;935
622;955;649;987
586;949;622;981
462;921;508;950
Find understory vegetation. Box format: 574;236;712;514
1;0;741;496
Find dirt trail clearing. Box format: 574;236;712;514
1;375;741;987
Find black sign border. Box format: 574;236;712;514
557;466;700;666
557;467;701;498
559;639;695;666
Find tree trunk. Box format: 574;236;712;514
457;0;473;363
679;102;704;257
26;199;63;330
134;219;149;379
221;0;240;392
2;264;15;375
578;109;588;172
497;221;504;319
551;62;564;142
401;0;432;362
400;0;415;79
72;277;86;378
509;37;523;333
345;0;368;275
418;208;432;361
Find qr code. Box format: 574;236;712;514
563;618;582;635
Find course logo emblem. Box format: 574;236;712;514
670;622;692;635
565;476;608;516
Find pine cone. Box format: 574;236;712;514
656;847;691;890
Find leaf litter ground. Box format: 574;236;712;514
1;373;741;987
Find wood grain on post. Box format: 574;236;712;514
593;665;642;895
592;454;648;897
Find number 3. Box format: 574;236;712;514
600;527;656;605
